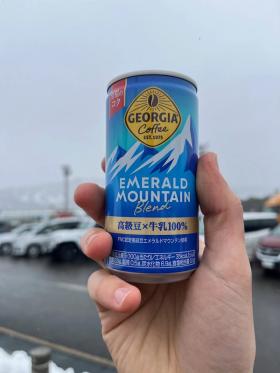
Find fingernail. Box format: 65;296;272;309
114;287;131;305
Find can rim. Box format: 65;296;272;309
107;70;197;92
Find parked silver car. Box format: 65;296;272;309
12;217;84;258
0;223;34;255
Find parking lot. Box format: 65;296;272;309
0;256;279;372
0;256;115;372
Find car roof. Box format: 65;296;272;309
47;217;83;224
30;217;87;232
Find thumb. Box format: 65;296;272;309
197;153;249;277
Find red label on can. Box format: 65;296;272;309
109;79;126;118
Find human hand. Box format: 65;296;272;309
74;153;255;373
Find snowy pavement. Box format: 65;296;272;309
0;348;81;373
0;333;116;373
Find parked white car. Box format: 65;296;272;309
0;224;34;255
12;217;85;258
47;220;95;261
199;212;278;260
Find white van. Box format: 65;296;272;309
199;212;278;261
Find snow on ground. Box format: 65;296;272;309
0;348;89;373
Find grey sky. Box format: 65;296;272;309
0;0;279;198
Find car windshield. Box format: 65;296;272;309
271;225;280;236
12;225;33;235
29;222;47;234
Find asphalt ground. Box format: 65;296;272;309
0;256;279;372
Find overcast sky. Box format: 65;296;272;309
0;0;279;198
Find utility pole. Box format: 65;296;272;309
61;165;71;212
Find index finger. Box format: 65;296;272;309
74;183;105;226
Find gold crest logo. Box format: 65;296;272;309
125;87;181;147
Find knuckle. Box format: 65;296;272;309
87;270;98;287
230;196;243;219
87;270;104;299
217;196;244;232
80;228;104;248
73;184;84;205
80;229;94;250
93;280;104;302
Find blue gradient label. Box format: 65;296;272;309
105;74;198;274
